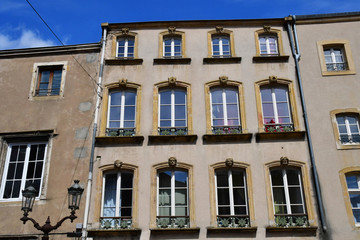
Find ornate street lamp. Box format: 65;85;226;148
20;180;84;240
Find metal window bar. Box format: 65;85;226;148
156;216;189;228
217;215;250;228
106;128;136;137
340;134;360;144
264;123;294;132
100;216;132;229
326;62;348;71
35;88;61;96
158;127;187;136
212;125;242;134
274;214;309;227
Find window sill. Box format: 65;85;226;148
207;226;257;234
95;136;144;145
150;227;200;234
336;142;360;150
30;95;63;101
148;135;197;145
87;228;141;237
321;70;356;76
105;58;143;65
266;226;317;235
252;55;289;63
153;58;191;65
256;131;306;141
203;133;252;144
203;57;242;64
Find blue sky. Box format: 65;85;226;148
1;0;359;50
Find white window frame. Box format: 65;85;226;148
163;37;182;57
259;35;278;56
345;174;360;226
156;169;189;217
158;89;187;128
214;169;248;216
336;115;360;144
324;47;345;71
211;36;231;57
0;142;48;201
116;37;135;58
210;87;240;127
260;86;292;125
101;171;133;217
270;168;306;215
107;90;137;130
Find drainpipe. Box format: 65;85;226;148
286;16;327;232
81;25;107;240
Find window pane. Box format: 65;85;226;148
120;189;132;207
287;169;300;185
160;120;171;127
232;170;244;187
109;107;121;120
218;207;230;215
124;91;136;105
234;206;247;215
6;163;15;179
121;172;133;188
233;188;246;205
159;171;171;187
213;119;224;126
51;70;62;95
175;171;187;187
103;174;117;217
272;187;286;204
225;89;237;103
175;105;186;119
291;205;304;214
262;103;274;118
211;89;223;103
274;205;287;214
271;170;283;185
350;194;360;208
175;189;187;205
160;90;171;104
159;207;171;216
338;125;347;134
160;105;171;120
353;209;360;223
216;170;229;187
175;120;186;127
212;104;224;119
346;175;359;189
159;189;171;206
227;104;239;119
288;187;303;204
350;125;359;134
121;208;132;217
275;87;288;102
347;116;358;124
124;106;135;121
174;90;186;104
260;88;272;101
217;188;230;205
110;92;122;105
175;207;187;216
277;103;290;117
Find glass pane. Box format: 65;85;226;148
213;119;224;126
110;92;122;105
124;106;135;121
228;119;239;126
159;189;171;206
274;205;287;214
175;171;187;187
160;105;171;120
120;189;132;207
160;120;171;127
222;37;229;45
12;180;21;198
175;207;187;216
291;205;304;214
232;170;244;186
10;146;19;162
234;206;247;215
103;174;117;217
37;144;45;160
175;120;186;127
3;181;13;198
109;107;121;121
109;121;120;128
174;90;186;104
233;188;246;205
350;194;360;208
271;170;283;185
121;172;133;188
18;146;26;161
287;169;300;185
273;187;286;204
350;125;359;134
26;162;35;178
125;91;136;105
346;175;359;189
212;104;224;119
158;207;171;216
225;89;237;103
15;163;24;179
348;116;358;124
216;170;229;187
289;187;303;204
218;207;230;215
275;87;288;102
160;90;171;104
277;103;290;117
121;207;132;217
338;125;347;134
262;103;274;118
211;89;223;103
123;121;135;128
217;188;230;205
51;70;62;95
227;104;239;119
34;162;43;178
6;163;15;179
175;189;187;205
212;37;220;44
353;209;360;223
175;105;186;119
159;171;171;187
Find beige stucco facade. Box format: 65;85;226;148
0;44;100;239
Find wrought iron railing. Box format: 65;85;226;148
158;127;188;136
340;134;360;144
35;88;60;96
100;216;132;229
264;123;294;133
212;125;242;134
156;216;189;228
326;62;347;71
106;128;136;137
217;215;250;228
274;214;309;227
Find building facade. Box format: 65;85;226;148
0;43;100;239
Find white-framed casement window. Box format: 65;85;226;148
107;89;137;136
210;87;241;134
101;171;133;228
259;35;278;56
212;36;231;58
336;115;360;144
324;47;347;71
270;168;306;216
0;143;47;200
260;85;293;132
163;36;182;58
36;66;63;96
157;169;189;228
117;37;135;58
158;88;187;135
215;168;249;227
345;173;360;226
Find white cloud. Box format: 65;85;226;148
0;30;55;50
0;1;26;13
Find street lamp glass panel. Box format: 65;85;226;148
21;185;38;213
67;180;84;211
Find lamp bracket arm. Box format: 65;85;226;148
20;216;42;231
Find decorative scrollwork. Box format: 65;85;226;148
168;26;176;34
263;25;271;32
121;27;129;35
215;26;224;33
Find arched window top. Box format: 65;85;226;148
254;27;284;56
207;28;235;58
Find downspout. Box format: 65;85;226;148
286;16;327;232
82;25;107;240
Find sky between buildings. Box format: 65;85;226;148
0;0;359;50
